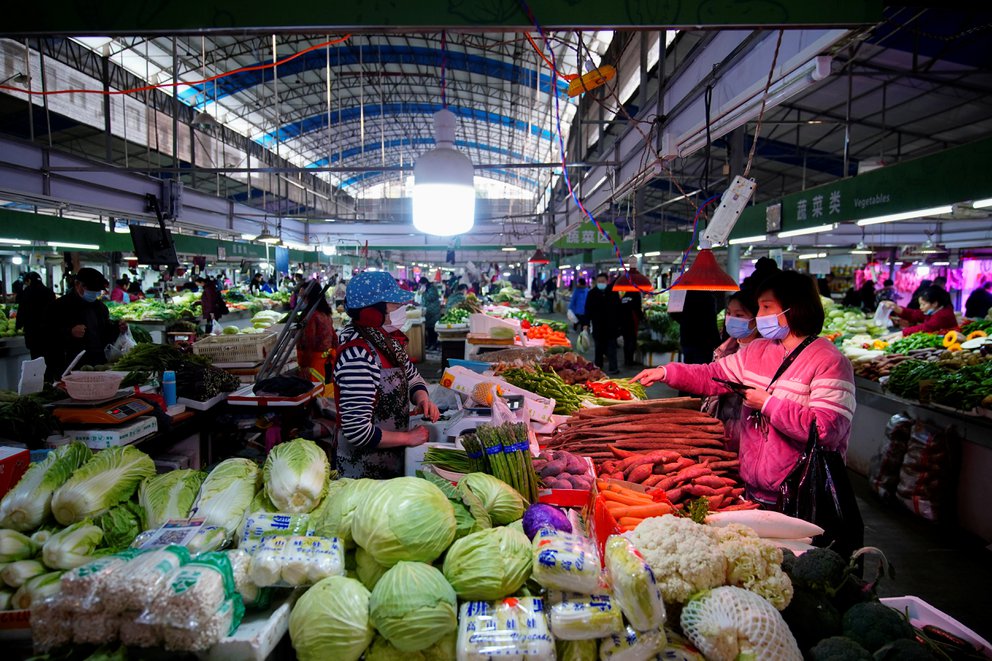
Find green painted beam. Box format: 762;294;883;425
732;136;992;240
7;0;881;33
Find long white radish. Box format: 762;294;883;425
772;539;816;555
705;510;824;539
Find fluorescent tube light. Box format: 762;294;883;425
856;205;952;226
778;223;837;238
932;261;950;266
643;251;661;257
728;234;767;245
850;249;874;255
48;241;100;250
798;252;827;259
0;237;31;246
972;198;992;209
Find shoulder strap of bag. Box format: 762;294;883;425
765;335;817;391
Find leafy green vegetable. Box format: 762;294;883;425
42;521;104;569
95;501;145;552
263;438;330;514
365;632;457;661
11;570;62;609
289;576;374;661
369;561;458;652
355;546;388;591
139;469;207;529
50;445;155;525
1;559;45;588
0;529;40;562
0;442;92;531
885;333;944;354
192;458;260;536
351;478;456;567
441;526;532;600
459;472;527;525
312;478;379;547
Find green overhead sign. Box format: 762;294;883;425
555;222;621;250
6;0;881;33
732;135;992;239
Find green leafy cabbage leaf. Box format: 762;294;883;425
442;526;532;600
352;478;455;566
0;442;92;531
289;576;374;661
263;438;329;514
138;469;206;529
369;561;457;652
51;446;155;526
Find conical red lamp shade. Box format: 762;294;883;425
671;248;740;291
612;267;653;293
528;248;550;264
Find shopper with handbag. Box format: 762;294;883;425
632;271;856;506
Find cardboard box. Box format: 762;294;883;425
0;447;30;499
65;417;159;449
439;366;555;424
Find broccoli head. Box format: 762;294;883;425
841;602;915;653
780;548;798;575
809;636;873;661
788;547;848;593
873;638;938;660
781;588;842;651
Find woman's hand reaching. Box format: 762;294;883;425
630;366;667;387
413;395;440;422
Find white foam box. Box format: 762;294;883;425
65;416;159;449
468;312;520;337
199;595;295;661
438;366;555;423
881;596;992;656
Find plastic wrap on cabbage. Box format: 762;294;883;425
531;527;601;594
599;626;667;661
604;535;666;631
442;526;531;600
239;511;312;553
248;535;344;587
370;561;458;652
456;597;554;661
289;576;374;661
557;638;599;661
192;458;261;536
263;438;330;514
0;442;91;531
51;445;155;525
352;477;456;566
548;592;624;641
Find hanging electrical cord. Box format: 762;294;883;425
440;31;448;108
524;32;577;81
0;34;351;97
743;29;785;178
703;84;713;196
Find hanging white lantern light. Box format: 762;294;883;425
412;109;475;236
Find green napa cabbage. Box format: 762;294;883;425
1;559;45;588
365;632;457;661
249;489;278;513
289;576;374;661
369;561;458;652
95;501;145;552
0;442;91;531
263;438;329;514
193;458;261;536
459;473;527;525
11;570;62;610
313;479;380;547
51;446;155;526
42;521;104;569
138;469;206;529
355;546;388;591
0;529;40;563
352;478;456;566
442;526;532;600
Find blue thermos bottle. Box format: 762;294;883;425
162;370;177;407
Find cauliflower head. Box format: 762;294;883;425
627;516;726;604
715;524;794;610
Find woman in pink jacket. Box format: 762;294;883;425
633;271;856;505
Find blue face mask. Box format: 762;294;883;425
82;289;100;303
756;309;791;340
725;316;756;339
596;282;607;290
924;307;937;316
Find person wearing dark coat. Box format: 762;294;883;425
585;273;620;374
15;273;55;360
44;268;122;381
670;291;721;365
965;282;992;320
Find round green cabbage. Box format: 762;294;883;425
356;546;388;591
442;526;532;600
263;438;329;514
365;632;457;661
352;478;456;566
313;479;380;547
289;576;374;661
459;473;527;525
369;561;457;652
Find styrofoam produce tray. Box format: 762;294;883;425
881;595;992;655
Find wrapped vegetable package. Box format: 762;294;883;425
144;551;244;632
51;445;155;525
118;610;161;648
442;526;532;600
239;511;313;553
138;469;206;529
263;438;330;514
557;638;599;661
370;561;458;652
30;597;73;651
289;576;375;661
312;478;379;547
352;477;456;566
548;592;624;640
162;596;242;652
456;597;554;660
248;535;344;587
100;546;190;614
192;457;261;536
59;551;139;611
599;626;667;660
531;527;601;594
226;549;270;609
604;535;666;631
72;611;119;645
0;442;91;531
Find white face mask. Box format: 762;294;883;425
384;306;407;331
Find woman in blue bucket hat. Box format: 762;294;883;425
332;270;440;478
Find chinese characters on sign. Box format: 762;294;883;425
794;189;842;223
557;221;620;249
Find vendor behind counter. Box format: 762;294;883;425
44;268;123;381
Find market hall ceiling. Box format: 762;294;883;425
0;5;990;248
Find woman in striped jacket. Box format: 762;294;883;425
633;271;856;505
333;271;440;479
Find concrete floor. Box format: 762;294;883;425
421;318;992;642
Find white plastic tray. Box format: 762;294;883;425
199;595;296;661
881;595;992;655
179;393;228;411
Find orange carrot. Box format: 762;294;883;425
618;517;645;527
608;502;674;518
601;490;653;506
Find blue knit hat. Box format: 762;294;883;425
346;271;413;309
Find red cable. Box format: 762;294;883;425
524;33;577;82
0;34;351;97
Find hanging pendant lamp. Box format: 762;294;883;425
612;267;654;293
412;109;476;236
528;248;550;264
670;249;739;291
